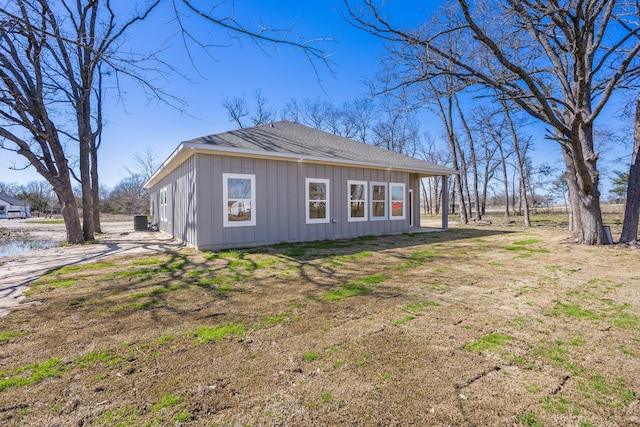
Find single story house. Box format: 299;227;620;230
145;121;455;250
0;193;30;219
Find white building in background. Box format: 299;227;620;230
0;193;31;219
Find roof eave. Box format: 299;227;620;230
144;142;455;188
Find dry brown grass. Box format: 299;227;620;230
1;216;639;426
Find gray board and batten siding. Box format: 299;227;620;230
146;121;455;250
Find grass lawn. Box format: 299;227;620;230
0;215;639;426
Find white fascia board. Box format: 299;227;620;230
144;143;192;188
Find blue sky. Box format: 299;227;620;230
0;1;447;188
0;1;632;194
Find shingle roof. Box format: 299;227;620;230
146;121;454;188
0;193;28;206
186;121;453;175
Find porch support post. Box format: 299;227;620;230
441;175;449;231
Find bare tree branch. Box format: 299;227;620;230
345;0;640;244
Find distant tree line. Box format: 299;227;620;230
0;149;159;217
0;178;147;218
220;91;579;225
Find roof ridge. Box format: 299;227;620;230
147;122;455;188
183;121;452;172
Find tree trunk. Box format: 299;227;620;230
58;187;84;244
619;93;640;244
454;94;481;221
481;143;490;216
512;174;517;215
422;180;431;215
91;145;102;234
497;141;510;217
435;177;441;215
452;150;468;222
80;133;95;242
450;184;456;214
454;133;473;221
502;100;530;227
519;171;531;227
444;97;468;223
562;138;605;244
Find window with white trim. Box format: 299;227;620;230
306;178;330;224
370;182;387;220
223;173;256;227
390;183;406;220
348;180;368;222
160;187;167;222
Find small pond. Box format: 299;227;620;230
0;239;59;257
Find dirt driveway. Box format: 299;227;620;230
0;219;182;317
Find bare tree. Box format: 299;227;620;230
279;97;334;131
0;0;331;245
281;95;377;143
501;99;532;227
17;180;54;216
0;1;157;242
362;14;472;222
342;97;377;144
251;90;276;126
281;98;301;123
346;0;640;244
173;0;333;81
453;94;480;221
418;133;448;215
0;181;21;197
222;94;250;128
104;174;149;216
0;180;57;216
472;106;502;216
421;77;469;223
222;90;276;129
126;148;162;183
620;93;640;244
302;98;334;131
372;96;422;156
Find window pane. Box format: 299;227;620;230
391;186;404;201
309;201;327;219
350;201;365;218
309;182;326;201
227;200;252;222
372;185;385;201
228;178;252;199
372;201;385;217
392;201;403;217
350;184;365;200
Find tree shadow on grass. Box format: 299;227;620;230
265;227;516;261
8;227;518;324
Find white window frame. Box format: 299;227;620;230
347;180;368;222
370;182;387;220
223;173;256;227
306;178;330;224
160;187;167;222
390;183;406;220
